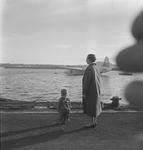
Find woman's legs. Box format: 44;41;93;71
92;117;97;125
85;116;97;128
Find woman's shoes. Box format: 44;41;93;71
84;123;97;128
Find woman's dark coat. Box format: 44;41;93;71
82;63;102;117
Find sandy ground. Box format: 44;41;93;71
1;111;143;150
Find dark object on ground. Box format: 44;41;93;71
102;96;122;110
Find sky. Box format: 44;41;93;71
1;0;143;65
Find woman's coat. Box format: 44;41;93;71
82;63;102;117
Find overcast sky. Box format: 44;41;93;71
1;0;143;65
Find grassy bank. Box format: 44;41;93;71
1;112;143;150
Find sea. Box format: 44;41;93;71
0;68;143;104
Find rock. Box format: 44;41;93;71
125;81;143;110
116;42;143;72
131;10;143;41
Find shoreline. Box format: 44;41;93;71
0;97;142;112
0;108;141;114
0;110;140;114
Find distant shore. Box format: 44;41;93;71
0;63;84;69
0;97;142;112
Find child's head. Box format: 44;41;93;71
61;89;67;97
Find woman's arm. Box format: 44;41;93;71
82;67;92;96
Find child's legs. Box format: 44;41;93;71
62;111;70;123
65;112;70;120
59;113;64;123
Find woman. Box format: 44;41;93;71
82;54;102;128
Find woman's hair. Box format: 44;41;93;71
61;89;67;96
87;54;96;62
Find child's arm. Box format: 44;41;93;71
67;98;72;109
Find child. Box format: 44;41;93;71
57;89;71;125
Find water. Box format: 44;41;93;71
0;68;143;104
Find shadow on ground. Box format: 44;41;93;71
1;125;89;150
1;123;60;137
1;113;143;150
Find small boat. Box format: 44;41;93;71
119;72;132;75
65;68;84;76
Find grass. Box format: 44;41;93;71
1;112;143;150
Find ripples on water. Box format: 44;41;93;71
0;68;143;104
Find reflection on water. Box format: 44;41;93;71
0;68;143;104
